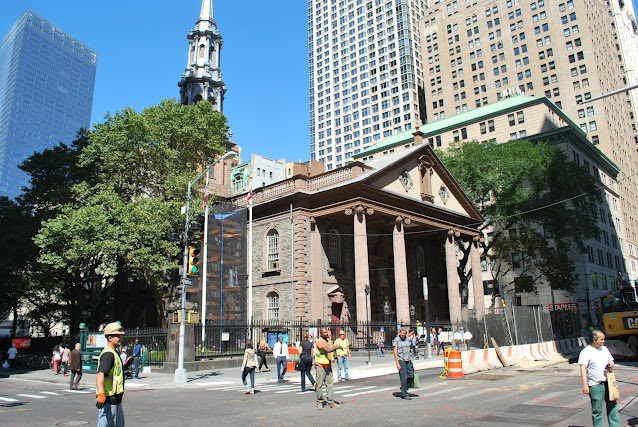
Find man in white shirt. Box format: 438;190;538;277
578;330;620;427
7;343;18;371
273;336;289;383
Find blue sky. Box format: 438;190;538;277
1;1;310;163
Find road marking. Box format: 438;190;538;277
0;396;19;402
449;388;489;400
342;386;396;397
17;394;46;399
64;389;90;394
40;391;60;396
563;399;586;408
334;385;371;394
419;386;465;398
124;383;149;387
524;391;567;405
194;381;233;386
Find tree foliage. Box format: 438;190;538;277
21;99;228;331
438;139;600;299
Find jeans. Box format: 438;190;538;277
299;357;315;391
69;370;82;389
315;365;335;403
61;362;68;375
242;366;255;390
276;356;287;381
133;356;140;378
337;355;349;379
589;382;620;427
398;360;414;397
377;345;385;357
97;402;124;427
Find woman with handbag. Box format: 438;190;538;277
241;339;258;394
377;334;385;357
257;338;271;373
298;332;316;392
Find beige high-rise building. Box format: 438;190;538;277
419;0;638;283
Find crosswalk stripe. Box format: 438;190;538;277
17;393;46;399
335;386;375;394
449;389;489;400
342;386;396;397
524;391;566;405
0;396;19;402
419;386;465;398
40;391;60;395
64;389;90;394
125;383;149;387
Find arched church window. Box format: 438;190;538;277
416;245;425;278
267;229;279;270
327;230;342;269
199;44;205;58
266;292;279;322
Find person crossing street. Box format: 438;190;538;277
315;327;342;410
333;330;351;381
273;336;289;383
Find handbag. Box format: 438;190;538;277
607;370;620;401
410;372;420;389
294;360;300;371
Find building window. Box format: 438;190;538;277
327;230;342;268
267;229;280;270
267;292;279;322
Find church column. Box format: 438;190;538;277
446;230;461;325
310;218;324;322
347;205;372;323
470;236;485;322
393;216;411;324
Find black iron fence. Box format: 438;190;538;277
122;327;167;366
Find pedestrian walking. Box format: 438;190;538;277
257;338;271;373
393;328;415;400
7;343;18;371
96;322;129;427
273;336;289;383
69;343;83;390
132;339;142;379
52;345;61;374
431;328;439;355
578;330;620;427
437;328;445;355
241;339;258;394
61;344;71;376
333;330;351;381
377;334;385;357
298;332;316;392
315;327;342;410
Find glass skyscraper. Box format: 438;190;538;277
0;9;97;199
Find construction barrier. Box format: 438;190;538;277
287;346;299;372
447;348;464;378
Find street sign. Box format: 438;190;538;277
181;278;192;286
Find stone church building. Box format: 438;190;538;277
228;143;485;325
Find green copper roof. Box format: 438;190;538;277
354;95;584;158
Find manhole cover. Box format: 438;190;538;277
56;422;91;426
469;373;512;380
262;401;287;406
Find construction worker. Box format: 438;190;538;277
333;330;351;381
96;322;130;426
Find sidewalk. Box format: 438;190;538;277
0;350;446;390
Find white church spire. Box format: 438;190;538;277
178;0;225;111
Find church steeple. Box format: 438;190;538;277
178;0;225;111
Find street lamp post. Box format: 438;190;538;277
174;151;237;384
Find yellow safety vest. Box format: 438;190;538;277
97;346;124;397
314;338;333;365
334;338;349;357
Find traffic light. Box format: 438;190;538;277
187;245;200;276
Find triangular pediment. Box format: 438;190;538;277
362;145;481;221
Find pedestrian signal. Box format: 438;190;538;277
187;246;200;276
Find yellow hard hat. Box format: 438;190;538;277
103;322;125;336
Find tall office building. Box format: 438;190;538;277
178;0;226;111
308;0;430;171
419;0;638;282
0;10;97;199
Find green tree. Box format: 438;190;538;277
437;139;600;302
33;100;228;330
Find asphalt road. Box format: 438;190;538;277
1;361;638;426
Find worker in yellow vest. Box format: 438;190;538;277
96;322;130;426
315;327;342;410
333;330;351;381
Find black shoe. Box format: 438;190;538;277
401;395;412;400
